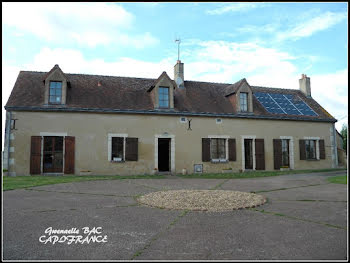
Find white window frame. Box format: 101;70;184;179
180;117;187;123
216;118;222;124
208;135;229;162
240;92;248;112
303;136;320;160
108;133;128;162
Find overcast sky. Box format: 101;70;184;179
2;2;348;141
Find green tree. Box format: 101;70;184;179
340;124;347;152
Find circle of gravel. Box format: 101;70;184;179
137;190;266;212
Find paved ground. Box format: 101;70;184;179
3;170;347;260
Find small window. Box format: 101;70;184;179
112;137;124;161
216;118;222;124
210;138;226;161
49;81;62;104
240;92;248;112
305;140;316;160
10;119;17;130
180;117;187;123
159;87;169;108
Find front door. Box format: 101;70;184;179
158;138;170;172
244;139;253;169
43;136;64;173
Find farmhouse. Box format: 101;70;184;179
3;60;339;176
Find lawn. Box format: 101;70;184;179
2;174;165;191
327;175;347;184
2;168;346;191
177;168;346;179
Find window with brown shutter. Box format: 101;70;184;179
228;138;236;161
125;137;138;161
30;136;42;174
273;139;282;170
299;140;306;160
319;139;326;159
202;138;210;162
255;139;265;170
64;136;75;174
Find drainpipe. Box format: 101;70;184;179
332;123;338;168
6;111;12;174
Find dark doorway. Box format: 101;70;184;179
158;138;171;172
43;136;64;173
244;139;253;169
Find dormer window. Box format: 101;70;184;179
49;81;62;104
159;86;169;108
240;92;248;112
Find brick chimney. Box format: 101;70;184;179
299;74;311;97
174;60;184;88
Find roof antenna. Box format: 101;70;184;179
175;38;181;61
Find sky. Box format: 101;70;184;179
2;2;348;143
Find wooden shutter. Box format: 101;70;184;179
228;139;236;161
255;139;265;170
202;138;210;162
30;136;42;174
299;139;306;160
64;136;75;174
319;139;325;159
125;137;138;161
273;139;282;170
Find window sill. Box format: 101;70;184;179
111;160;125;163
211;159;228;163
305;159;320;161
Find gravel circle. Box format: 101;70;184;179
137;190;266;212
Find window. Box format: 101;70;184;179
49;81;62;104
111;137;124;161
210;138;226;161
281;139;290;167
240;92;248;112
305;140;316;159
180;117;187;123
159;87;169;108
216;118;222;124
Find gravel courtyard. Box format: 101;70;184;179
3;170;347;260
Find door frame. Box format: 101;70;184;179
39;132;67;174
241;135;256;171
280;136;294;169
155;134;175;173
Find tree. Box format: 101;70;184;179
340;124;347;152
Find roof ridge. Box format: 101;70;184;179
252;85;299;92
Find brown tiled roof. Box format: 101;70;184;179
5;70;336;122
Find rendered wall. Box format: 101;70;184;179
8;111;335;176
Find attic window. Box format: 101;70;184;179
240;92;248;112
49;81;62;104
159;87;169;108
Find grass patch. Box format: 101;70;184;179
2;174;165;191
177;168;346;179
327;175;347;184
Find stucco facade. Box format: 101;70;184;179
6;110;336;176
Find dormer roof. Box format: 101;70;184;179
147;71;176;92
42;64;69;83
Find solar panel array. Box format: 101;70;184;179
254;92;318;116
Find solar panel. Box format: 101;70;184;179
254;92;318;116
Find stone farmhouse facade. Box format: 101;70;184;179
3;60;339;176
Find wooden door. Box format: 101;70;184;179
43;136;63;173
